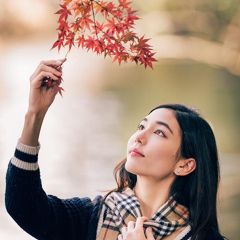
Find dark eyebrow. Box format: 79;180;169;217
142;118;174;135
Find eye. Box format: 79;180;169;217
155;129;166;137
137;124;145;130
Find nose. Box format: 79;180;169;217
134;130;146;144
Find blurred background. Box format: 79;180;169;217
0;0;239;239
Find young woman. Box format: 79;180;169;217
5;60;226;240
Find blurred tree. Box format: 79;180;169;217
135;0;240;77
0;0;58;39
1;0;240;77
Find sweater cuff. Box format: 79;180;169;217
16;139;41;154
10;139;40;171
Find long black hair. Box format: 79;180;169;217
103;104;225;240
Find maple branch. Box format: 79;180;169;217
90;0;100;42
92;0;122;23
52;0;157;69
84;1;132;57
49;0;157;95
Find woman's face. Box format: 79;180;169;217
126;108;182;181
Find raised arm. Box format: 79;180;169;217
20;59;65;147
5;60;102;240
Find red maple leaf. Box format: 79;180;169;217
76;36;85;48
118;0;132;9
84;36;96;51
125;8;139;24
95;1;108;15
105;18;116;34
113;50;128;65
51;38;64;51
93;40;105;54
55;4;72;21
105;2;116;12
64;31;75;50
80;15;94;31
56;20;70;34
92;21;105;34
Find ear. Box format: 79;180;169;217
174;158;196;176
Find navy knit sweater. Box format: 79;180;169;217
5;141;102;240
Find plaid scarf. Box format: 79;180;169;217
97;188;189;240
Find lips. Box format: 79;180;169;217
130;148;145;157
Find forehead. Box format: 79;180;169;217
145;108;181;134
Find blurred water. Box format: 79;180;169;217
0;39;240;239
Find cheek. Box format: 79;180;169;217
151;137;180;158
149;141;173;158
147;143;179;171
147;147;178;177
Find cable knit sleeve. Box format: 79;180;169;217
5;140;101;240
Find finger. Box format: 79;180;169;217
121;226;127;235
37;60;64;73
32;72;60;88
145;227;155;240
59;57;67;63
118;234;123;240
40;58;66;67
40;72;60;81
135;216;149;229
57;66;63;72
31;60;64;80
127;221;136;231
41;65;62;77
51;58;66;71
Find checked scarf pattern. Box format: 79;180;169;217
97;188;189;240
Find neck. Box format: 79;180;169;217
134;176;175;218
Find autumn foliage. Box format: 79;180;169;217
51;0;157;69
43;0;157;95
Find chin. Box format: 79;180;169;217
125;159;139;175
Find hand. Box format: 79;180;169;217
118;217;155;240
27;58;66;116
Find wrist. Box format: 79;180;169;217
20;112;45;147
26;109;47;120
